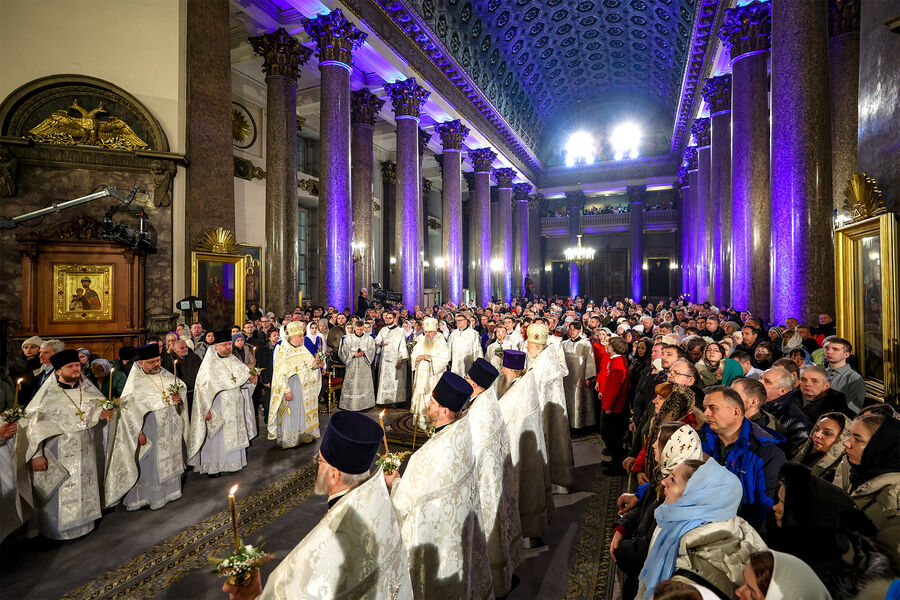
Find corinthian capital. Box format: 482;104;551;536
701;75;733;115
384;78;430;119
720;1;771;60
419;129;432;156
249;28;313;79
470;148;497;173
691;117;711;147
683;145;698;171
302;9;367;67
627;185;647;203
828;0;860;38
493;168;516;188
513;183;532;201
351;89;384;126
463;171;477;193
436;120;470;151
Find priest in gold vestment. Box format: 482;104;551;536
268;321;320;448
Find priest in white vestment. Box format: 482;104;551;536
561;321;597;429
374;311;409;406
268;322;320;448
497;350;551;546
1;420;23;541
409;317;450;430
224;411;413;600
105;343;190;510
525;324;575;493
449;314;483;377
15;350;112;540
187;331;258;475
501;317;524;350
464;359;523;596
338;319;377;411
385;372;493;600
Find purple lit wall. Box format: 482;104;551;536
630;198;644;300
566;199;582;298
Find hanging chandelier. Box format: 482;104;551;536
564;234;595;266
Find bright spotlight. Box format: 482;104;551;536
564;131;595;167
610;123;641;161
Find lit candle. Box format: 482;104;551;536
378;409;390;454
298;290;302;307
228;484;240;552
108;368;115;403
14;378;23;409
173;359;178;381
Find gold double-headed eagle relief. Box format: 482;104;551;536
28;99;148;151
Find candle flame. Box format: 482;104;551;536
379;409;385;419
229;484;238;495
110;368;115;373
16;378;24;384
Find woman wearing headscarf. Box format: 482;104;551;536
790;412;852;483
625;382;674;481
88;358;127;401
695;343;724;388
780;330;803;355
717;358;744;386
736;550;831;600
835;414;900;565
788;347;813;370
632;386;701;484
636;458;767;600
231;333;256;369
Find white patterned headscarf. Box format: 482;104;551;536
659;424;704;476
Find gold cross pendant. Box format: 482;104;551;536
75;408;84;421
163;393;170;406
230;374;237;383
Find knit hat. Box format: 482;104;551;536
22;336;42;349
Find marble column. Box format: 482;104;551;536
513;183;531;299
677;166;691;298
250;29;312;314
350;89;384;300
702;75;733;307
828;0;860;210
381;161;397;288
436;120;468;304
470;148;496;306
692;117;712;303
303;10;366;311
463;171;477;295
771;0;834;325
418;129;432;302
385;78;430;309
721;1;772;321
565;191;584;298
494;168;515;302
628;185;646;300
685;147;700;301
528;195;543;296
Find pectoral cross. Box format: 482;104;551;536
75;408;85;421
163;393;170;406
230;373;237;383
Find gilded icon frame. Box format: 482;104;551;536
237;243;264;316
191;252;246;331
52;263;114;322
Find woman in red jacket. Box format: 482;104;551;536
597;336;631;475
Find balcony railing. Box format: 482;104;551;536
540;208;679;235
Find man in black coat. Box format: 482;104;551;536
171;339;202;414
789;364;854;421
760;367;812;452
355;288;371;318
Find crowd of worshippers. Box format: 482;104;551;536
1;295;898;600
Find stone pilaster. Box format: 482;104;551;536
513;183;531;298
494;167;515;302
702;74;733;306
691;117;712;303
249;28;312;314
828;0;860;211
627;185;646;300
682;146;699;300
686;149;700;303
565;191;585;298
418;128;431;297
677;166;691;298
350;89;384;299
436;120;468;304
470;148;496;306
380;161;397;288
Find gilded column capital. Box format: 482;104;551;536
683;145;698;171
350;89;384;126
384;78;430;119
565;190;585;208
720;1;771;61
626;185;647;203
701;75;732;115
302;9;366;68
828;0;860;37
436;120;470;150
470;148;497;173
493;168;516;188
463;171;477;192
677;166;689;188
691;117;711;147
513;183;532;201
249;28;312;79
528;194;543;212
419;128;432;156
381;161;396;184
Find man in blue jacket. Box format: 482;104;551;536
699;385;786;530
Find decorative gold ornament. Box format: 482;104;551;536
28;100;149;151
842;172;886;223
196;228;239;254
232;109;250;142
298;178;319;196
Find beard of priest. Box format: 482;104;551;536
215;341;233;357
139;355;162;375
498;354;527;397
56;360;82;385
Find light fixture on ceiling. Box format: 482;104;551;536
611;122;641;160
564;131;596;167
564;234;595;266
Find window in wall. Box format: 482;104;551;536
298;208;308;299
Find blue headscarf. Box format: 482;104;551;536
638;459;743;599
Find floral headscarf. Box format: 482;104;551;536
659;424;704;476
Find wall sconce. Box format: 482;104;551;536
544;264;552;272
351;241;366;263
490;258;502;273
669;262;678;270
642;262;648;270
434;256;445;269
389;256;397;265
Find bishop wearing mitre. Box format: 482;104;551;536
187;331;258;475
105;343;190;511
16;349;112;540
223;411;413;600
268;321;320;449
448;313;483;377
338;319;376;411
409;317;450;430
464;358;523;597
384;372;493;600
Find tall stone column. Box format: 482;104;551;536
771;0;833;325
350;89;384;302
565;191;584;298
528;195;543;296
513;183;531;298
494;168;515;302
384;78;430;309
470;148;496;306
692;117;712;303
677;166;691;298
250;29;312;314
418;129;432;301
702;75;733;307
303;10;366;310
828;0;860;210
381;161;397;288
684;147;699;301
436;120;468;304
628;185;646;300
463;171;477;295
721;1;772;321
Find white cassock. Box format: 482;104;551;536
268;341;320;448
15;377;106;540
410;335;451;430
187;351;257;474
260;472;413;599
338;333;377;411
530;346;575;488
449;326;483;377
390;418;493;599
466;388;523;596
505;329;525;351
485;337;520;396
498;371;551;539
1;434;23;541
105;366;190;510
561;335;597;429
375;325;409;405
